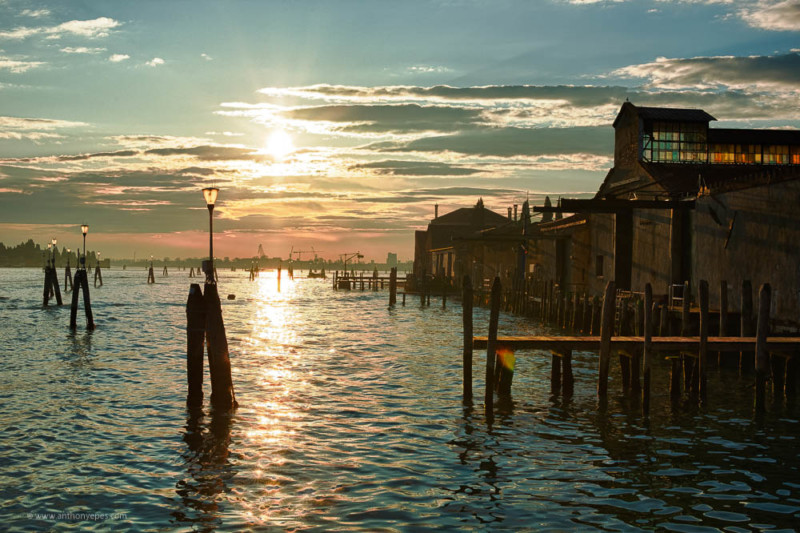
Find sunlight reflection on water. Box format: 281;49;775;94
1;268;799;531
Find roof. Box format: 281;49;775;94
429;205;509;227
709;128;800;145
640;162;800;197
613;102;716;128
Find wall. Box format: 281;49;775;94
630;208;673;297
693;179;800;329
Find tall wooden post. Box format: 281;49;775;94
65;264;73;291
462;276;473;402
719;280;728;366
277;265;282;292
485;277;501;417
741;280;754;374
204;282;237;410
698;280;709;403
598;281;615;400
562;349;574;397
69;269;95;330
642;284;653;417
550;351;562;395
186;284;205;406
389;267;397;306
754;283;771;414
94;264;103;287
619;299;631;395
147;265;155;284
442;280;447;309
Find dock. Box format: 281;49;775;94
474;336;800;352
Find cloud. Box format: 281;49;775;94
146;57;165;67
201;53;213;61
740;0;800;31
0;17;121;40
613;52;800;92
143;144;264;161
349;160;483;176
0;55;44;72
109;54;130;62
21;9;51;18
58;150;139;161
61;46;106;54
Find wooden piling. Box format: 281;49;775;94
462;276;473;402
163;265;168;277
64;264;73;291
562;349;574;397
94;264;103;287
485;277;501;416
698;280;709;403
619;299;631;394
591;296;601;335
631;298;642;397
550;351;562;395
186;284;205;406
147;266;155;284
277;265;281;292
402;292;406;306
389;268;397;306
681;281;696;393
442;281;447;309
741;280;754;374
754;283;771;414
204;282;237;410
719;280;729;366
598;281;615;400
642;284;653;417
69;269;95;330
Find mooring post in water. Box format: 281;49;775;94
681;281;694;393
698;280;709;403
69;265;95;330
719;280;729;367
598;281;615;400
462;275;473;402
94;263;103;287
619;299;631;395
186;283;206;406
562;349;574;397
277;264;281;292
741;280;754;374
163;265;168;277
642;284;653;417
204;282;237;410
591;296;601;335
631;298;642;397
754;283;771;414
485;277;501;416
442;280;447;309
389;267;397;306
65;262;73;292
147;263;155;284
550;350;562;395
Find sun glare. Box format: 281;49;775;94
265;130;295;161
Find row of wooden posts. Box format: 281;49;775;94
464;275;798;417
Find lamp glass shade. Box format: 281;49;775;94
52;238;57;246
203;187;219;206
81;224;89;235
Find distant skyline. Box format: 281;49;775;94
1;0;798;261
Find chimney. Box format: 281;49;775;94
434;204;439;219
507;207;512;220
513;204;518;221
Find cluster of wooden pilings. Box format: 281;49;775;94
185;282;237;410
466;275;800;416
332;270;403;291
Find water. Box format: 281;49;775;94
1;267;799;532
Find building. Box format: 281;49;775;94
537;102;800;326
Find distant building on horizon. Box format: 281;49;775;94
386;252;397;268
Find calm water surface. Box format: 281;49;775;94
1;267;799;532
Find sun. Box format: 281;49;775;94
265;130;295;161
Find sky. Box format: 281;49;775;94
0;0;798;262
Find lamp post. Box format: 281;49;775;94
81;225;88;269
203;187;219;283
66;248;71;269
47;243;52;269
97;252;101;269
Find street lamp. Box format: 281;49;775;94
81;224;88;268
66;248;71;268
202;186;219;283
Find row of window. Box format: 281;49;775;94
646;142;800;164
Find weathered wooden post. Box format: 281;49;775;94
619;299;631;394
277;265;282;292
485;277;501;417
591;296;600;335
442;281;447;309
64;261;73;291
598;281;615;400
462;276;473;402
550;350;562;395
741;280;754;374
69;267;95;330
389;267;397;306
163;264;168;277
642;284;653;417
94;263;103;287
631;297;643;397
698;279;709;403
147;263;155;284
754;283;771;414
186;284;206;406
204;282;238;410
402;292;406;306
681;281;694;393
719;280;729;367
562;349;574;397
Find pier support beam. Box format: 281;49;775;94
698;280;709;403
642;284;653;417
598;281;615;400
204;282;238;411
754;283;771;414
186;284;206;406
485;277;501;418
69;269;95;330
462;276;473;402
741;280;754;374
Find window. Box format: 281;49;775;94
644;121;708;163
595;255;604;277
791;146;800;165
764;145;790;165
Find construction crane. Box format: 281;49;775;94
290;246;324;261
340;251;363;271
